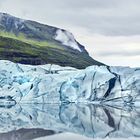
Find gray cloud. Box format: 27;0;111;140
0;0;140;36
98;50;140;57
0;0;140;67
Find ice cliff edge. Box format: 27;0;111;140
0;60;139;106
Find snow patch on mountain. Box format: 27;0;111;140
14;19;25;29
0;13;25;30
54;29;82;52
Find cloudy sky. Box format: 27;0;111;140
0;0;140;67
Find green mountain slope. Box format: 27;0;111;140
0;13;104;69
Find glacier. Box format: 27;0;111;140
0;60;139;106
0;60;140;138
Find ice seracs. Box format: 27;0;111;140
0;60;139;106
54;29;82;52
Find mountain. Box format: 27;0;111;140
0;12;104;69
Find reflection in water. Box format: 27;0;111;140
0;128;60;140
0;103;140;139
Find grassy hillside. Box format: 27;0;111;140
0;31;63;49
0;34;102;69
0;12;104;69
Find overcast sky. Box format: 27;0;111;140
0;0;140;67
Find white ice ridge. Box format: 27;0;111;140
54;29;82;52
0;60;139;105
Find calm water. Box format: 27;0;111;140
0;103;140;140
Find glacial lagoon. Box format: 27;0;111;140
0;103;140;140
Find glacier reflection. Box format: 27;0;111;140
0;103;140;139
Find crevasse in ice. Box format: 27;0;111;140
0;60;139;106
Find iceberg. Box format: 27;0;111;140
0;60;139;106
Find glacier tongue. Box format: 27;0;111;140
0;60;139;106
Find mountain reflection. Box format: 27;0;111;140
0;128;60;140
0;103;140;139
